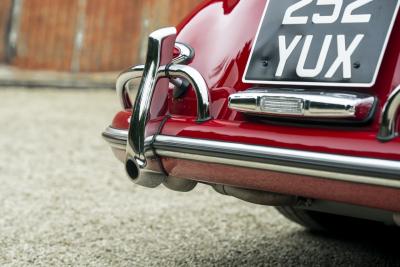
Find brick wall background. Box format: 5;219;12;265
0;0;12;62
0;0;203;72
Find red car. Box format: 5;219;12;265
103;0;400;231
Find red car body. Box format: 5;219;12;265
104;0;400;228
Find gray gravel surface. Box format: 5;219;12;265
0;88;399;267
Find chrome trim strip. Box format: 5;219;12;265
229;89;375;120
102;127;400;188
378;85;400;142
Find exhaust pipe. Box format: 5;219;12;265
125;158;140;180
163;176;197;192
125;158;197;191
125;157;165;188
213;185;297;206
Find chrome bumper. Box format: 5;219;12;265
102;126;400;189
102;127;127;151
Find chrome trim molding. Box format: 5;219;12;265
102;127;400;189
378;85;400;142
229;89;375;120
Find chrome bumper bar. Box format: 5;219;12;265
102;127;400;189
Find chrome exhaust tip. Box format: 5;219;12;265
125;158;140;180
125;157;165;188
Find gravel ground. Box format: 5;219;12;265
0;88;399;267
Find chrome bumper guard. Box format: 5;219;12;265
114;27;211;188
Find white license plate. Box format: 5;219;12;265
243;0;400;87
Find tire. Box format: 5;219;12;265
276;206;385;233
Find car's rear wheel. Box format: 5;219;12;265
276;206;386;233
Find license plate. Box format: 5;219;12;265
243;0;400;87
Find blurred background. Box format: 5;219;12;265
0;0;202;87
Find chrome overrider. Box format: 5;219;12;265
116;27;211;187
378;85;400;142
